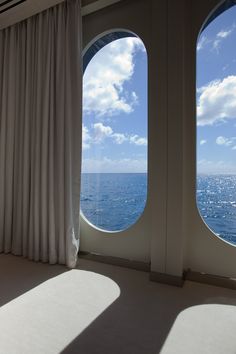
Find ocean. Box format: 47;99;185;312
80;173;147;231
197;175;236;245
80;173;236;244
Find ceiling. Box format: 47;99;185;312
0;0;122;30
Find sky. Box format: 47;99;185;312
82;4;236;174
197;5;236;174
82;37;147;173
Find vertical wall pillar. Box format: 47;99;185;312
149;0;168;275
165;0;185;278
150;0;185;285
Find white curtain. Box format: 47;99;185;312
0;0;82;268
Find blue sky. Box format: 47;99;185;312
82;5;236;174
82;37;147;173
197;5;236;174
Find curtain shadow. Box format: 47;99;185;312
0;253;69;307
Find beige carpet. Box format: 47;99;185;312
0;254;235;354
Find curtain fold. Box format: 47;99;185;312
0;0;82;268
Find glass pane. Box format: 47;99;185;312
81;35;148;232
197;5;236;245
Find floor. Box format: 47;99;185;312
0;254;235;354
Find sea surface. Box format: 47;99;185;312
80;173;236;244
197;175;236;245
80;173;147;231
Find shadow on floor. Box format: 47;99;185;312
60;258;236;354
0;254;235;354
0;253;68;307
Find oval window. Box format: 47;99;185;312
81;32;148;232
197;3;236;245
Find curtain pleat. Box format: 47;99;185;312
0;0;82;267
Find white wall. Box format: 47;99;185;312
81;0;236;279
0;0;234;278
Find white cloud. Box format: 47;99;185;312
200;139;207;145
197;76;236;126
212;39;221;51
217;29;232;39
82;125;91;149
82;157;147;173
83;37;145;117
112;133;127;144
197;35;208;51
197;26;234;54
131;91;138;104
212;28;234;52
216;136;236;148
197;159;236;174
93;122;113;143
130;135;147;146
83;122;147;147
216;136;227;145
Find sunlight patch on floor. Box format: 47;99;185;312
161;304;236;354
0;269;120;354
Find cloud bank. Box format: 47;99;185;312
83;122;147;148
82;157;147;173
83;37;145;117
197;159;236;174
197;76;236;126
216;135;236;149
